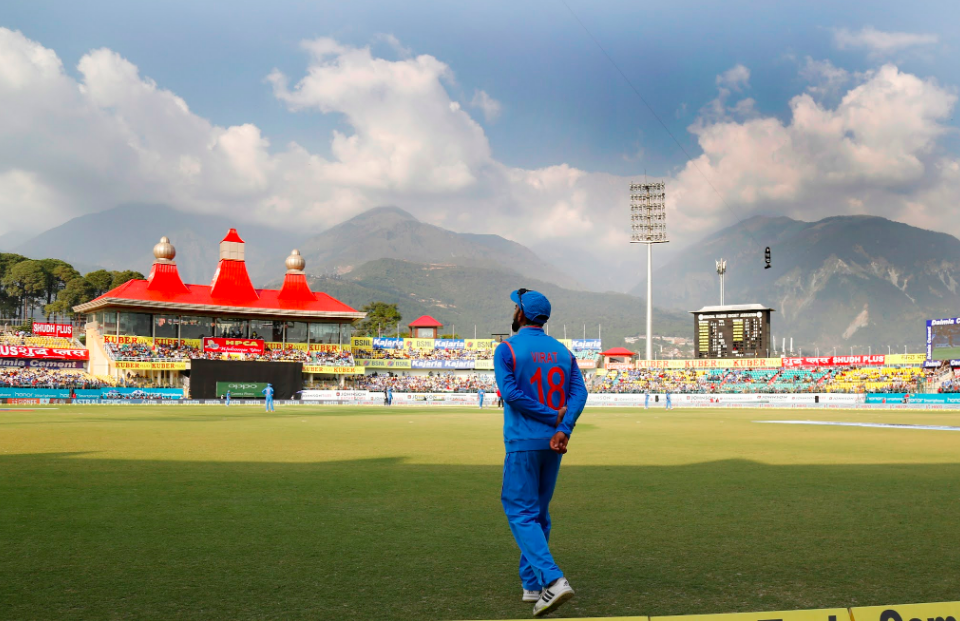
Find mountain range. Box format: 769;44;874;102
631;214;959;350
300;258;689;347
10;201;956;352
12;204;296;285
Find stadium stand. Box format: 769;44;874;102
103;341;355;365
354;372;497;393
0;368;106;389
0;333;79;349
822;365;926;393
590;364;935;394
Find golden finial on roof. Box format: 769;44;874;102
153;236;176;262
285;249;306;273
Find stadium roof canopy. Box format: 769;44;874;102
74;230;365;321
600;347;636;357
689;304;775;314
408;315;444;328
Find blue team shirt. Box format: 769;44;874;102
262;386;274;399
494;326;588;452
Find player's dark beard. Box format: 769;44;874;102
511;316;521;333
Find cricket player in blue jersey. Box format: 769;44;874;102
495;288;588;617
478;387;485;409
262;383;275;412
225;390;231;407
644;391;649;410
665;391;672;410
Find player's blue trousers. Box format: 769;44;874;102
265;397;274;412
501;449;564;590
479;395;484;408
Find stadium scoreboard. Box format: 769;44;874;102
691;304;774;359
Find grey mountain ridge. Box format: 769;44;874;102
632;214;959;350
17;204;582;290
296;206;582;289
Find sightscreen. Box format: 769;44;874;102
189;359;302;399
926;317;960;361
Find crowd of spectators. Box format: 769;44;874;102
589;365;933;394
593;369;710;394
1;330;78;349
106;341;355;366
106;342;154;360
356;347;494;361
353;372;497;393
0;368;106;389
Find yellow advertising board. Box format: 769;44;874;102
474;360;494;370
557;338;573;348
468;617;647;621
472;602;960;621
309;343;351;353
265;341;306;351
356;359;412;369
103;334;154;345
154;337;202;348
302;365;364;375
465;339;496;350
850;602;960;621
351;336;373;349
884;353;927;365
113;361;188;371
653;608;849;621
636;358;784;369
404;338;435;350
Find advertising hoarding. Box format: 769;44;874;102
202;337;265;355
926;317;960;361
0;346;88;360
32;322;73;338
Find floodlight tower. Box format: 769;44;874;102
716;258;727;306
630;181;668;361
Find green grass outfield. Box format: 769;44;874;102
2;404;960;620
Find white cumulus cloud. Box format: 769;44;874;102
470;89;502;122
0;28;958;292
833;26;939;57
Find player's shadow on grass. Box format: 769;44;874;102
2;453;958;620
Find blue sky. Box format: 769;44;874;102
1;0;958;288
8;0;957;174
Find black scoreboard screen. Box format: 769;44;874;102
692;307;773;359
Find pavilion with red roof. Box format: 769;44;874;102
407;315;444;338
74;229;365;382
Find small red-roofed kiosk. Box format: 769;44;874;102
601;347;637;371
408;315;444;339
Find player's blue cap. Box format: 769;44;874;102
510;288;551;324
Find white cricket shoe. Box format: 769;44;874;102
532;577;574;617
521;588;541;602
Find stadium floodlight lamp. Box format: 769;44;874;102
630;181;669;360
715;259;727;306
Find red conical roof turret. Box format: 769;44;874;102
278;249;316;304
145;236;189;295
209;228;259;302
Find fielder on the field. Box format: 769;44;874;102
478;387;485;409
262;383;275;412
225;390;231;407
494;288;588;617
